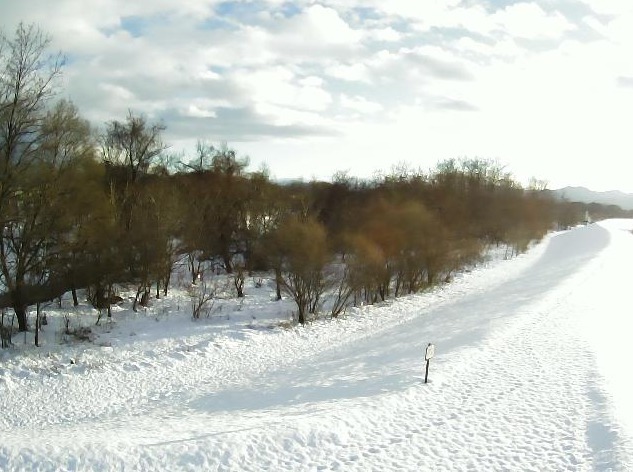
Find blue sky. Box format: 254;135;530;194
1;0;633;191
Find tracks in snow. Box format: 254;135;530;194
2;223;632;471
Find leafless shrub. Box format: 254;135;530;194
189;281;217;319
327;263;353;318
232;264;245;298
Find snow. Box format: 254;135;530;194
1;219;633;471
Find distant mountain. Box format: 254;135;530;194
552;187;633;211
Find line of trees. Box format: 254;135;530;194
2;23;631;340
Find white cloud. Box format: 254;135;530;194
297;4;361;45
253;103;333;128
198;70;221;81
184;105;217;119
325;63;371;83
453;37;524;61
578;0;633;16
180;97;233;119
402;2;574;41
300;76;325;88
374;0;461;24
491;3;575;40
365;46;474;87
604;13;633;47
364;27;402;43
581;15;610;37
262;4;362;60
234;67;332;112
340;94;383;114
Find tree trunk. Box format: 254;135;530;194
133;284;144;312
189;254;196;284
35;302;41;347
222;253;233;274
14;303;28;332
163;271;170;297
233;269;245;298
72;287;79;307
274;267;282;301
106;285;113;319
140;290;150;307
188;253;201;284
219;233;233;273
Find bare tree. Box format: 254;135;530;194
189;280;216;320
274;217;329;324
0;22;63;173
181;140;215;173
101;111;167;185
0;24;65;331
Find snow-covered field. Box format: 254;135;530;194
1;219;633;471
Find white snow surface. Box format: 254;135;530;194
2;219;633;471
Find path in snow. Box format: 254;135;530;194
1;220;633;471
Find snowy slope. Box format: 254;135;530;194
1;220;633;471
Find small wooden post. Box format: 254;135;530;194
424;343;435;384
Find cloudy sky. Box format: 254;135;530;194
2;0;633;191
